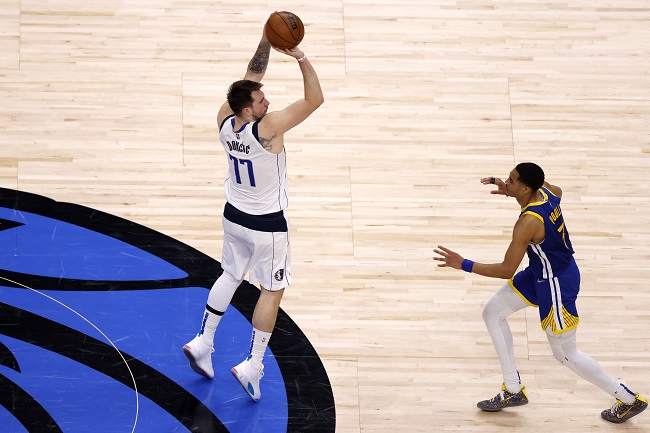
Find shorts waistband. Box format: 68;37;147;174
223;202;288;232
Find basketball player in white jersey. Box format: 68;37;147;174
182;26;323;402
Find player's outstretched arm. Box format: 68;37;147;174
433;214;538;279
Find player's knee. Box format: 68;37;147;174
547;331;579;365
550;347;567;364
482;295;504;323
219;270;243;287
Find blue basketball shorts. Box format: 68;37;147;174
508;259;581;334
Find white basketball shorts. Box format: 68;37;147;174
220;215;291;291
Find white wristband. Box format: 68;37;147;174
297;55;307;62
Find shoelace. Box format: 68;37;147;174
609;400;627;416
489;391;505;404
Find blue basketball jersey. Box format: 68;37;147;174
520;186;574;280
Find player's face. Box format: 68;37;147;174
250;90;269;120
505;168;520;196
505;168;531;199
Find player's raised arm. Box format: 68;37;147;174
480;176;507;195
217;30;272;126
257;14;324;153
262;47;324;134
244;30;272;83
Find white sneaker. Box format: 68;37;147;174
182;335;214;379
231;355;264;402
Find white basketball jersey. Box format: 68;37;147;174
220;115;289;215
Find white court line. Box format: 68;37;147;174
1;276;140;433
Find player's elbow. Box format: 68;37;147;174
304;97;324;114
310;94;324;108
498;265;518;280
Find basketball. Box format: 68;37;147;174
264;11;304;50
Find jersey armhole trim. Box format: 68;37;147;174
252;120;261;143
220;114;235;131
521;211;544;223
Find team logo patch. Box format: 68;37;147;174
274;269;284;281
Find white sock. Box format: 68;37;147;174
504;371;523;393
614;384;637;404
249;328;272;372
198;308;222;346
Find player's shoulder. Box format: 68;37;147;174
517;210;545;230
543;182;563;198
255;112;282;136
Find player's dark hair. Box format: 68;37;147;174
515;162;545;192
227;80;264;116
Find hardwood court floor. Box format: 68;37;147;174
2;1;650;432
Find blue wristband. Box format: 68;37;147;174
461;259;474;273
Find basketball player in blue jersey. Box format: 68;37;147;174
182;25;323;402
434;162;647;423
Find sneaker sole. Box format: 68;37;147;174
477;400;528;412
231;366;261;402
183;345;214;379
477;405;503;412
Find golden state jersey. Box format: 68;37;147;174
220;115;289;215
511;187;580;334
520;186;574;279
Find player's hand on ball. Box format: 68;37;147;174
273;46;305;59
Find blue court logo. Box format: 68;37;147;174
0;188;334;433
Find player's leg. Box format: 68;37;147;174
546;328;647;423
183;218;249;379
232;227;290;401
483;282;528;390
250;286;285;359
231;287;284;402
478;282;531;411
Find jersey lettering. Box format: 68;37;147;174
229;155;256;187
226;140;250;154
549;204;562;224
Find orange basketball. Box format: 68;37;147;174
264;11;305;50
